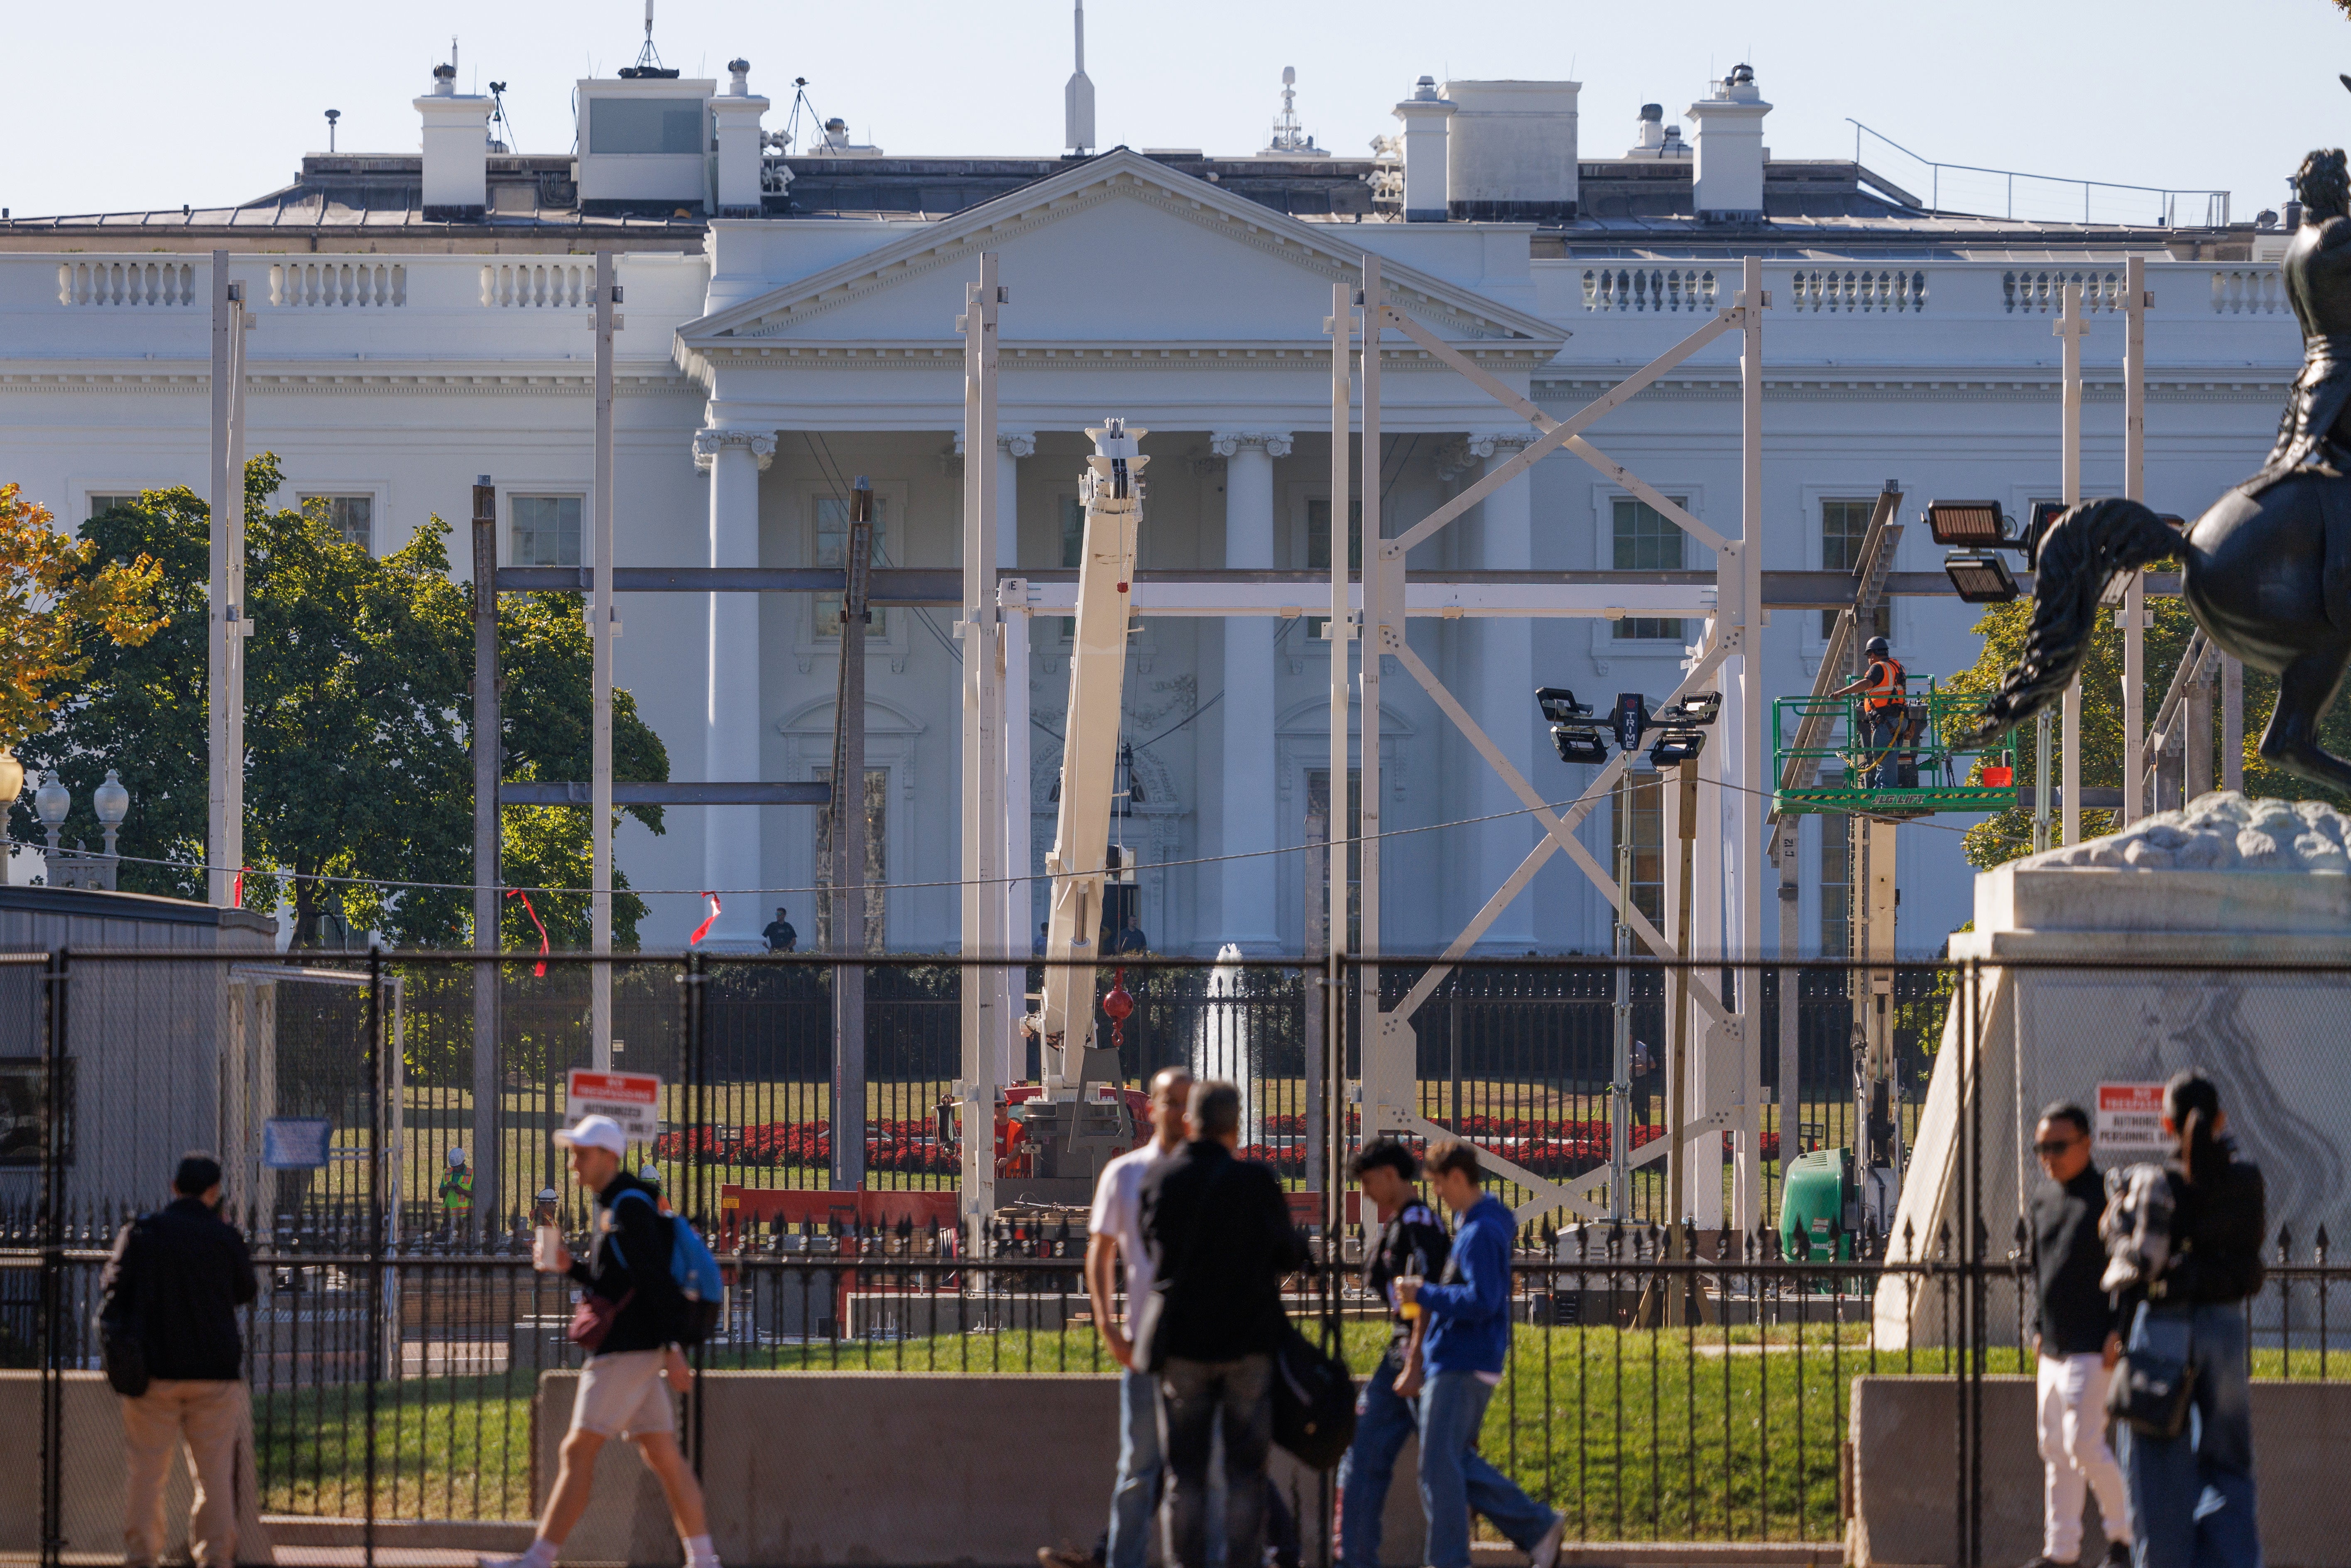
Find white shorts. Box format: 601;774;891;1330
570;1348;676;1438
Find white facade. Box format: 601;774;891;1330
0;84;2304;959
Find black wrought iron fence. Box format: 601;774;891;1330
8;948;2351;1568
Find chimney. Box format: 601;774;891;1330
415;64;489;221
1442;80;1579;222
711;58;769;218
1391;77;1455;223
1687;63;1770;220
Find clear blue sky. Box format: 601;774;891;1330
8;0;2348;222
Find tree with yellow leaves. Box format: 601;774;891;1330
0;484;166;753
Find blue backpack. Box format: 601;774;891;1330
613;1189;725;1343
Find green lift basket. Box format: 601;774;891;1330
1771;682;2019;818
1779;1147;1860;1263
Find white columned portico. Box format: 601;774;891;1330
696;426;775;945
1466;431;1538;951
1210;430;1288;954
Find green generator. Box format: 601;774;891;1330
1780;1147;1860;1262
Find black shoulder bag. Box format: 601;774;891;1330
1272;1321;1357;1470
100;1219;152;1398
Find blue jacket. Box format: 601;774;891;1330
1417;1192;1514;1376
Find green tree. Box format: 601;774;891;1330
17;455;669;947
1942;594;2351;870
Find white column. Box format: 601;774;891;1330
1467;432;1538;951
1210;431;1288;954
997;432;1032;1088
696;427;775;947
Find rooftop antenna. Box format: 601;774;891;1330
324;108;340;154
635;0;663;72
1065;0;1095;155
1263;66;1322;156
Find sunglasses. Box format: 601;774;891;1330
2033;1137;2082;1156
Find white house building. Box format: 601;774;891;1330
0;51;2304;957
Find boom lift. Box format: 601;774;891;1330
997;420;1151;1204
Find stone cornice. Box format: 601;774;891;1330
1531;374;2290;404
0;366;693;396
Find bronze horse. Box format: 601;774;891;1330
1976;149;2351;794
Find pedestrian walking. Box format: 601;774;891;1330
1396;1141;1565;1568
1140;1079;1307;1568
1335;1137;1452;1568
2022;1103;2131;1568
2113;1071;2266;1568
100;1152;258;1568
1037;1065;1195;1568
492;1114;721;1568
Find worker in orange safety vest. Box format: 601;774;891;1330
1830;636;1909;788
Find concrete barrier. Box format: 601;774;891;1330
536;1369;1429;1566
0;1371;273;1563
1850;1375;2351;1568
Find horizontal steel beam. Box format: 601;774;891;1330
495;567;961;604
492;565;2183;611
499;782;830;806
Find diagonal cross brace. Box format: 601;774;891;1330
1385;307;1741;556
1386;635;1732;1027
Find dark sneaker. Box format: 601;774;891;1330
1036;1550;1096;1568
2019;1558;2079;1568
1530;1515;1569;1568
2100;1544;2132;1568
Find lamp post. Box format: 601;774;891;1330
93;770;130;889
34;772;67;862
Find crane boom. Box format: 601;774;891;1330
1034;419;1145;1090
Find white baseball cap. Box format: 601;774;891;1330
553;1114;629;1156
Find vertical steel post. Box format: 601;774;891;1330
207;253;249;907
1304;807;1327;1211
1611;772;1632;1220
2121;257;2148;825
591;252;617;1071
1356;256;1383;1122
2057;283;2086;848
471;478;501;1232
2222;658;2244;790
1736;254;1767;1230
364;945;382;1568
37;951;64;1568
1667;758;1698;1260
956;254;1004;1243
1326;280;1351;1176
832;479;873;1191
1775;824;1800;1221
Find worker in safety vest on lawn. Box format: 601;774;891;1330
1830;636;1908;788
438;1146;475;1222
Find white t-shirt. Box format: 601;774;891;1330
1088;1142;1169;1305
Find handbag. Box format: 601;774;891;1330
566;1287;635;1353
1271;1323;1357;1470
2106;1339;2196;1438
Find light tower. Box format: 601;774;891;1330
1064;1;1095;154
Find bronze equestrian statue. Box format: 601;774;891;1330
1975;148;2351;794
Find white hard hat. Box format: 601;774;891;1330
553;1114;629;1157
446;1146;468;1166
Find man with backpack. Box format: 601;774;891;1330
492;1114;720;1568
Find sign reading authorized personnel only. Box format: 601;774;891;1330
2096;1082;2170;1159
567;1070;662;1142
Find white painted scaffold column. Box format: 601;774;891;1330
998;431;1033;1088
1211;430;1289;953
697;426;776;946
1467;430;1539;951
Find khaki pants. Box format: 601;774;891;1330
121;1379;247;1568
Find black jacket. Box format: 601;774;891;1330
1363;1199;1451;1358
2153;1145;2267;1306
2032;1165;2117;1355
1141;1140;1306;1362
100;1196;258;1382
567;1171;681;1355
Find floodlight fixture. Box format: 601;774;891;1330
1552;726;1609;765
1649;728;1707;768
1654;691;1721;727
1535;686;1593;725
1925;500;2011;548
1943;549;2020;604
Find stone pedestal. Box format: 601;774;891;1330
1878;794;2351;1349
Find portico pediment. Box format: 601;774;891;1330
673;149;1565;381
